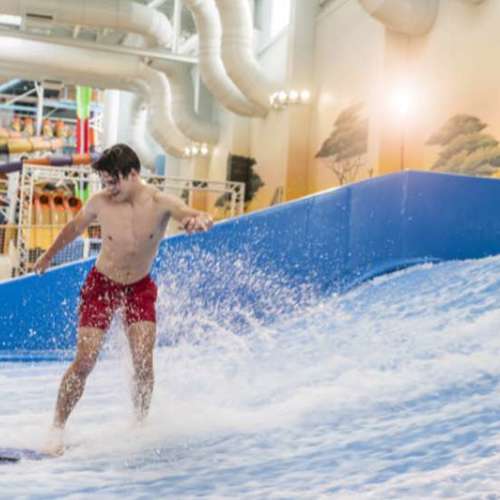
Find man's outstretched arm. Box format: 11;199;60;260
33;195;100;275
156;192;213;234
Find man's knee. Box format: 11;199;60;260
73;327;105;378
71;355;97;378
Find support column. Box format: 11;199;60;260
35;82;44;137
76;86;92;154
102;89;120;149
284;0;318;201
172;0;182;53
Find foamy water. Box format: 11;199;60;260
2;256;500;499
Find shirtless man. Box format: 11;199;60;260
33;143;213;454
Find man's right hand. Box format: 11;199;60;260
33;253;52;275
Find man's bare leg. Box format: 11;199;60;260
45;326;106;454
126;321;156;422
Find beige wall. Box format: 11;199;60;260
206;27;289;212
248;30;290;210
406;0;500;170
310;0;384;192
312;0;500;185
207;0;500;213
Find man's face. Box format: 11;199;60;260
100;172;126;200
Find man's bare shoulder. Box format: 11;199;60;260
88;190;108;205
152;189;185;211
150;185;175;206
83;191;107;214
146;183;163;200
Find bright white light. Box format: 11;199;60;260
0;15;22;27
300;90;311;103
278;91;288;104
391;86;416;116
191;145;200;156
184;147;191;157
200;145;209;156
289;90;299;103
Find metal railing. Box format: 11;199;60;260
1;220;93;259
0;223;16;256
11;163;245;276
0;176;9;223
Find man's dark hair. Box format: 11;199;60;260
92;143;141;180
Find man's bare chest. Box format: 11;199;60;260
97;201;165;247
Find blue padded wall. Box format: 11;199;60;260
2;171;500;352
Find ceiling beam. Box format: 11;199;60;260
0;27;197;64
148;0;169;8
0;78;21;93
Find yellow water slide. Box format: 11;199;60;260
49;193;68;242
31;193;52;250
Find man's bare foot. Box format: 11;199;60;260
42;426;65;456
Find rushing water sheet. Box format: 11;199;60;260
2;256;500;499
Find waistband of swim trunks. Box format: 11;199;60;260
90;266;152;288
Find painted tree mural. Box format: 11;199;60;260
315;102;369;185
427;114;500;176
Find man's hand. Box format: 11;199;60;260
33;252;52;275
181;213;214;234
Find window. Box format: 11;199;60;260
270;0;291;37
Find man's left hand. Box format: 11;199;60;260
182;213;214;234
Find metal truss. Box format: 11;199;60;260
13;163;245;276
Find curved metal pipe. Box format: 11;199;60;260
214;0;278;112
151;59;220;144
358;0;438;36
0;35;191;157
183;0;266;117
0;0;173;47
129;94;158;169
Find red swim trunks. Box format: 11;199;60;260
79;267;158;330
